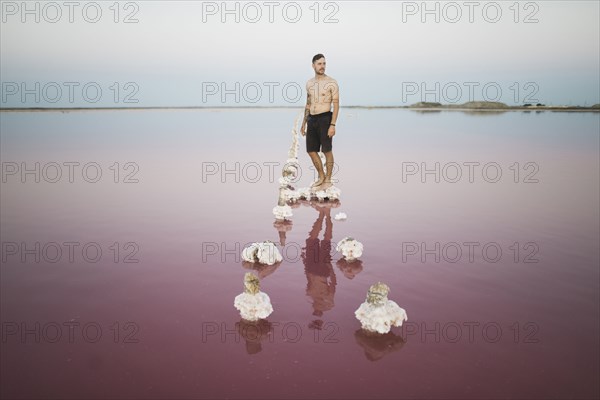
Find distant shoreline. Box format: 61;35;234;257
1;102;599;113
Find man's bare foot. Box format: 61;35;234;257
319;181;333;190
311;177;325;188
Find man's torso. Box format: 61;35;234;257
306;76;338;115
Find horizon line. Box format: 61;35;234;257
2;104;600;112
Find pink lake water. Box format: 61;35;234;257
1;108;599;399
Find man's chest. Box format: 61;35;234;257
307;81;334;99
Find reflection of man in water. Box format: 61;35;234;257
302;203;337;320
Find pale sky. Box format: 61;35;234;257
1;0;599;107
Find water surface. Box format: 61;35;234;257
1;108;599;399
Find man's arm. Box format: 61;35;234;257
302;90;311;127
330;81;340;126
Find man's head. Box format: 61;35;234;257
312;53;326;75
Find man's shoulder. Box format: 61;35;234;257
325;77;339;87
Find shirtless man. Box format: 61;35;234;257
300;53;339;191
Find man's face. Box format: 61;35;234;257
313;58;326;75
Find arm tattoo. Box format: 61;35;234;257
303;94;310;123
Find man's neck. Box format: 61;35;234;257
314;73;327;80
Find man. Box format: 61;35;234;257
300;53;339;191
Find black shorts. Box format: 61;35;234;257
306;111;333;153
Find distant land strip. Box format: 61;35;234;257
1;101;599;112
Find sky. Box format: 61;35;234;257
1;0;599;107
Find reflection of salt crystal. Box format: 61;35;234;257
273;220;293;232
336;237;363;261
273;205;292;221
355;283;407;334
334;212;347;220
241;241;283;265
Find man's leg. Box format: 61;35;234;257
317;113;334;190
308;151;325;187
324;151;334;183
317;151;334;190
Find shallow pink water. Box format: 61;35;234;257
1;109;599;399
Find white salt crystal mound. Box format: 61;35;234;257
313;185;341;201
282;188;301;202
324;186;341;200
336;237;363;261
234;272;274;321
234;292;274;321
272;205;292;221
284;158;300;178
355;282;408;334
334;212;347;221
355;300;408;334
297;187;312;200
241;241;283;265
